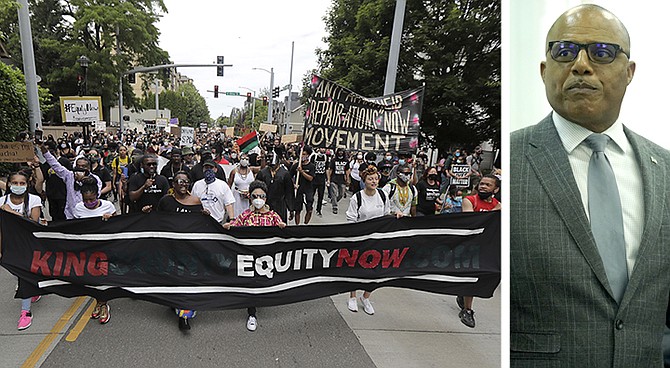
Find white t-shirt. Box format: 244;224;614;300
191;178;236;223
72;200;117;219
346;189;390;223
1;193;42;217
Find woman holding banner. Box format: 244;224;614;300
345;166;391;315
157;171;210;331
1;171;43;330
72;176;116;325
227;152;257;220
223;180;286;331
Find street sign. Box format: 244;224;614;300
225;92;240;96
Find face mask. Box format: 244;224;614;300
477;191;493;200
84;199;100;209
239;159;249;167
231;153;238;159
385;155;392;161
455;152;460;157
204;168;216;184
357;154;363;160
398;159;406;165
252;198;265;209
10;185;27;196
428;174;439;181
398;173;411;183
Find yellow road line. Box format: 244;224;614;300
21;296;87;368
65;299;96;342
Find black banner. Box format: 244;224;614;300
0;211;500;310
302;75;424;153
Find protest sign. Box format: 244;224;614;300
1;211;500;310
180;127;194;147
302;76;423;152
449;165;471;187
0;142;34;163
59;96;103;123
259;123;277;133
281;134;299;144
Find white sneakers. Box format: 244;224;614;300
347;297;358;312
347;296;375;315
360;296;375;315
247;315;257;331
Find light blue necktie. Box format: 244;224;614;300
584;133;628;303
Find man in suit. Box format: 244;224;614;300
511;4;670;367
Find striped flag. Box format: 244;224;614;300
236;131;259;153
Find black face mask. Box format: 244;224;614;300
477;191;493;200
428;174;439;181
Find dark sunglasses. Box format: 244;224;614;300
145;162;158;166
250;193;266;199
548;41;629;64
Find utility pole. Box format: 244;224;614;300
285;42;294;135
117;24;124;133
384;0;406;95
17;0;42;133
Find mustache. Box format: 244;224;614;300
566;79;598;90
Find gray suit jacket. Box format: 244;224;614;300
510;115;670;367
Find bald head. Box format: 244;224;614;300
547;5;630;56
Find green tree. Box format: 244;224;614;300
1;0;170;123
316;0;500;152
143;83;211;127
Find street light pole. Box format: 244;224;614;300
252;67;274;126
78;55;90;96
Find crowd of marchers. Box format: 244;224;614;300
0;128;500;332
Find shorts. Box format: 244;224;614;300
295;187;315;212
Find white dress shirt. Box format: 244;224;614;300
553;111;644;276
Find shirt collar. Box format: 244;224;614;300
552;111;628;154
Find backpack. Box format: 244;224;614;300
356;188;387;216
386;181;417;203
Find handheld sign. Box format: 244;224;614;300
449;164;471;187
180;127;195;147
0;142;35;163
259;123;277;133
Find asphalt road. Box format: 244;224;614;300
0;193;501;368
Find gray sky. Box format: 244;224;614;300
157;0;333;121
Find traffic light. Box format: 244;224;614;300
217;56;224;77
262;96;268;106
128;73;136;84
246;92;252;103
214;85;219;98
272;87;280;98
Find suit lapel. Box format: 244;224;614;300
619;129;666;308
526;115;613;297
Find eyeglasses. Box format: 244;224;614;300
175;179;190;186
250;193;266;199
145;162;158;166
547;41;629;64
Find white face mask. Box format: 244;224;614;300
252;198;265;209
239;159;249;167
10;185;27;196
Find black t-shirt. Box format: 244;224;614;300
127;172;170;212
290;162;316;191
416;180;441;215
42;156;71;199
157;195;203;213
328;157;350;184
312;153;328;185
91;165;113;199
160;162;191;184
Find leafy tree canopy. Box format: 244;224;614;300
143;83;211;127
1;0;170;124
315;0;500;152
